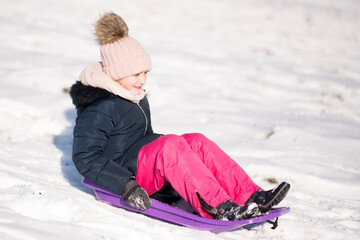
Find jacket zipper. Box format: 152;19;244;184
137;103;148;136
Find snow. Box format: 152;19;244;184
0;0;359;239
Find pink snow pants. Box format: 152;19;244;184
136;133;260;218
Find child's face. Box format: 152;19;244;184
116;72;147;96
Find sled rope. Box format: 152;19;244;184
266;217;279;229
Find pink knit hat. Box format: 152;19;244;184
95;12;151;80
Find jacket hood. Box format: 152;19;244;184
69;81;112;109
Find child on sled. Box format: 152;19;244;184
70;12;290;221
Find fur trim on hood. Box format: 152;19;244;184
69;81;112;110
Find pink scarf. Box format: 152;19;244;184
79;62;146;103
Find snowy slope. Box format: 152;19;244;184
0;0;359;239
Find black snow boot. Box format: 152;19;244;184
245;182;290;213
214;200;259;221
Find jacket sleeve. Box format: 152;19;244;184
72;101;132;195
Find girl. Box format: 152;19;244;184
70;12;290;221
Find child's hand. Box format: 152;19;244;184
122;179;151;210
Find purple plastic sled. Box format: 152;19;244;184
82;178;290;233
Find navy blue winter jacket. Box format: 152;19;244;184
70;81;161;195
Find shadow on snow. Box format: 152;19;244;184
53;108;94;196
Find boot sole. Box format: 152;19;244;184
259;182;290;213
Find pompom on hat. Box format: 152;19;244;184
95;12;151;80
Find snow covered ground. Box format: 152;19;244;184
0;0;359;239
